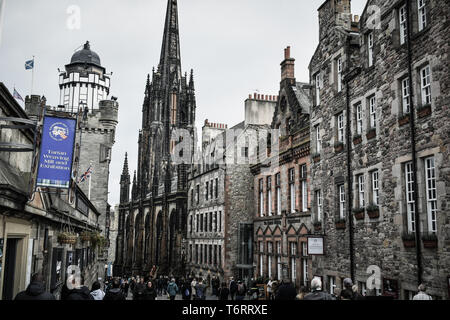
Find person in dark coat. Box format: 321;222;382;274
104;279;126;301
143;280;157;300
229;277;238;300
15;273;56;300
303;277;336;300
66;275;94;301
133;277;146;300
275;279;297;300
218;282;230;300
181;279;191;300
339;278;364;301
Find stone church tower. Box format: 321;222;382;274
115;0;196;277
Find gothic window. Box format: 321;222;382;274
267;176;272;216
276;173;281;216
289;168;296;214
300;165;308;212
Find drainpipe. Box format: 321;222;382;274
405;0;423;285
345;79;355;282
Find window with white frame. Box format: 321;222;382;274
259;179;264;217
302;257;308;287
402;77;411;114
316;125;322;153
315;73;321;106
267;176;272;216
418;0;427;31
371;170;379;206
316;190;322;222
369;96;376;128
420;65;431;105
399;5;407;45
405;162;416;232
339;184;346;219
358;174;365;208
425;157;437;233
290;242;297;283
356;103;363;135
328;276;336;295
301;165;308;212
277;241;282;281
267;242;273;279
276;173;281;215
289;168;296;213
337;112;345;142
337;57;343;92
368;32;374;67
359;281;367;296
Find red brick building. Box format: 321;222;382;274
251;47;313;288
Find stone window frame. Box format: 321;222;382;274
314;189;323;223
275;173;281;216
288;167;296;214
314;123;322;154
424;155;437;234
403;161;416;233
399;4;408;45
370;170;380;206
337;183;346;220
367;31;374;68
259;178;264;217
300;164;309;213
267;175;273;216
368;95;377;129
314;72;321;107
336;111;345;143
417;0;427;31
419;64;432;106
354;101;363;135
289;241;298;283
355;173;366;209
336;56;343;93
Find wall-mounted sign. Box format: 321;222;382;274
307;237;324;255
36;116;76;189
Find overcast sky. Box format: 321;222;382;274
0;0;367;207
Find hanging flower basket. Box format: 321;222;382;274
90;232;107;249
417;104;432;118
422;233;438;249
366;128;376;140
80;231;91;242
334;142;344;153
398;114;410;126
313;222;322;232
312;153;321;163
58;232;78;245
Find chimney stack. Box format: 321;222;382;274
281;46;295;82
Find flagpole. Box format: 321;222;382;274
31;56;35;95
88;172;91;200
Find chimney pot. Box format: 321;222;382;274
285;46;291;59
254;93;257;99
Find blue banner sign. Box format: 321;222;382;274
36;116;76;189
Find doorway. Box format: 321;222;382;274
2;238;19;300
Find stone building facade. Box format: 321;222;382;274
115;0;196;277
187;96;276;283
0;84;104;300
308;0;449;299
251;47;312;288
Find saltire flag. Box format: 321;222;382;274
25;59;34;70
78;166;93;183
13;88;24;102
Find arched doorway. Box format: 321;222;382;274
155;212;163;266
144;213;151;264
168;209;178;267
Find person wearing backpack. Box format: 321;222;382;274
236;280;246;300
195;279;207;300
181;278;191;300
167;278;179;300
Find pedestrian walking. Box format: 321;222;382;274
339;278;363;300
275;279;297;300
191;277;198;300
229;277;238;300
104;279;126;301
218;282;230;300
413;284;432;300
66;275;94;300
303;277;335;300
14;273;56;300
167;278;179;301
133;277;146;300
143;280;157;300
195;279;207;300
181;279;191;300
90;281;105;300
267;277;275;300
236;280;247;300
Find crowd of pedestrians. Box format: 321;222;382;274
12;271;435;301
